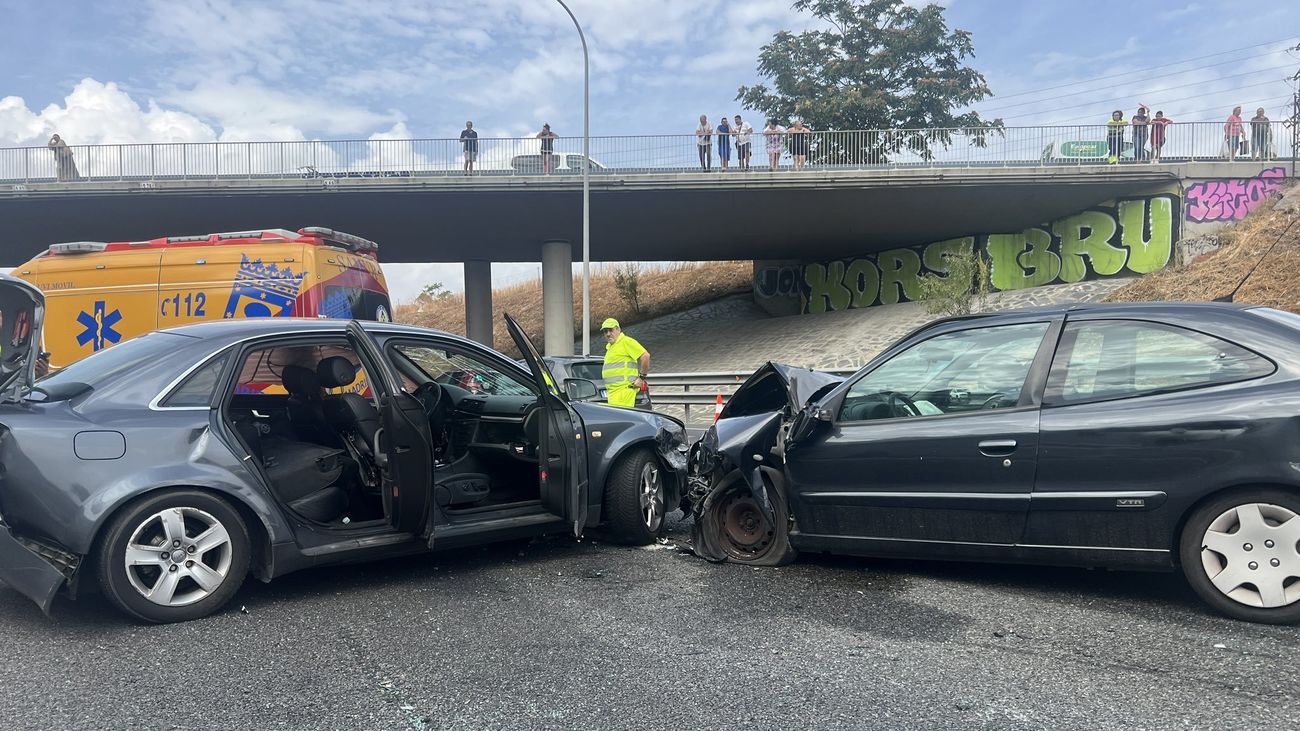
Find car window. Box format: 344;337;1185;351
839;322;1049;422
161;353;229;407
394;344;535;396
35;332;186;393
1046;320;1273;404
567;362;604;381
233;344;373;398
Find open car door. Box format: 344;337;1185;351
504;313;589;537
0;274;44;403
345;321;433;535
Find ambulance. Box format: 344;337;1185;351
12;227;393;369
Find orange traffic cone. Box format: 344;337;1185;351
713;393;724;422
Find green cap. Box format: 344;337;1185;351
600;318;620;330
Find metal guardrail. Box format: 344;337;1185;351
646;369;857;424
5;122;1293;185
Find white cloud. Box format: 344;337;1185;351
0;79;217;146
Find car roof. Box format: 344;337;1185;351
928;300;1256;328
158;318;456;343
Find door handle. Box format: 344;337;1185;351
978;439;1017;457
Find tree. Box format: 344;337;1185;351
916;247;990;317
612;263;642;313
418;282;453;301
737;0;1001;163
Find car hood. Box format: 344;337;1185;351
720;361;844;419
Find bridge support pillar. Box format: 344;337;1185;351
541;239;574;357
464;260;493;347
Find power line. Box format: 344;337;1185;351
982;36;1299;103
1047;86;1287;125
1011;73;1290;122
980;54;1294;114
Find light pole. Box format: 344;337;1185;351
554;0;591;356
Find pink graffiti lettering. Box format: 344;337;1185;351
1185;167;1287;223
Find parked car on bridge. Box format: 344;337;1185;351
510;153;606;175
0;275;686;623
688;302;1300;624
541;355;652;409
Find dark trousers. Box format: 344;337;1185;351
698;145;711;170
1132;128;1147;161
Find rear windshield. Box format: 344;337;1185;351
567;362;604;381
31;332;193;401
1252;307;1300;331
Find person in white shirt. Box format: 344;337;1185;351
696;115;713;171
733;115;754;171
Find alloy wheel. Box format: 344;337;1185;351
1199;502;1300;609
639;462;664;532
123;507;234;607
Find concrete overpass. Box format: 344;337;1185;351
0;162;1260;352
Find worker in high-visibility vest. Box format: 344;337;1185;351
600;318;649;408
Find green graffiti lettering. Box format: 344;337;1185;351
844;258;881;308
804;260;852;314
922;237;975;275
877;248;923;305
1118;197;1173;274
1054;210;1124;283
986;228;1061;290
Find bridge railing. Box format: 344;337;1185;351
2;122;1293;184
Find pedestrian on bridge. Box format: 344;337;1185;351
600;318;649;409
47;133;79;182
1106;110;1126;164
1250;108;1272;160
788;120;811;170
537;123;558;174
460;121;478;175
696;115;713;171
717;116;732;171
1150;111;1172;163
764;119;785;170
1131;106;1149;162
734;115;754;171
1224;106;1244;162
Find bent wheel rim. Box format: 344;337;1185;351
124;507;234;607
718;489;775;561
1200;502;1300;609
639;462;664;532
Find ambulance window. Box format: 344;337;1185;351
321;286;392;322
162;353;229;408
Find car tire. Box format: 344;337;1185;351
1179;488;1300;624
97;489;251;624
705;471;796;567
602;448;666;545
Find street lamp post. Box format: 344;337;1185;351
554;0;591;356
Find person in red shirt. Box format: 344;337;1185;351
1150;111;1172;163
1224;106;1244;161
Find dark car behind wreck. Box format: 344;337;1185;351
688;302;1300;624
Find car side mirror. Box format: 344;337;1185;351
787;405;829;445
564;378;600;401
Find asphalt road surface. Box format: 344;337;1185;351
1;513;1296;731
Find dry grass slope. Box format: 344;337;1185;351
395;261;752;354
1106;183;1300;313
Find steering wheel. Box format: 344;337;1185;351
982;392;1016;410
413;382;447;432
886;391;920;418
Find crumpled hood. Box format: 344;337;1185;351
720;361;844;419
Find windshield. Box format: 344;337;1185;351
33;332;195;399
567;361;604;381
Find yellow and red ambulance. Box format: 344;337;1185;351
12;227;392;369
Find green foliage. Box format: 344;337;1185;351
737;0;1002;162
419;282;453;301
916;248;990;316
613;264;642;313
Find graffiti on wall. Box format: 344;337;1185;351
757;193;1179;315
1185;167;1287;223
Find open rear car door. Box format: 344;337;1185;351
504;313;590;537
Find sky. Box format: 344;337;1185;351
2;0;1298;302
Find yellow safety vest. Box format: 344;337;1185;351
602;334;646;399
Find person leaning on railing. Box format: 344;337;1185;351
47;133;80;181
1106;110;1126;164
1149;112;1172;163
1250;108;1271;161
696;115;713;171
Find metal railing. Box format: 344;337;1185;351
646;369;857;425
4;122;1294;185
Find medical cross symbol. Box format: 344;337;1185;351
76;300;123;351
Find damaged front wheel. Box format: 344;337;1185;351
704;474;795;567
